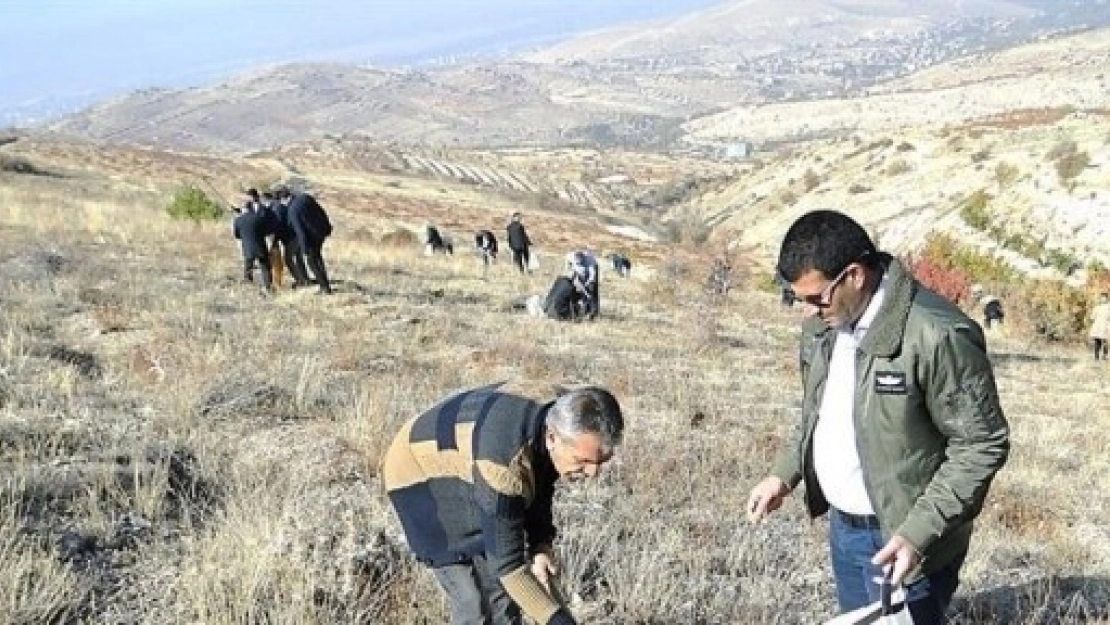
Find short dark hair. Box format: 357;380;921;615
245;187;260;200
777;210;878;282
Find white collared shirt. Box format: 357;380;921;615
812;274;887;515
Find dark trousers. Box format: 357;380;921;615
583;279;600;319
303;241;332;293
432;554;521;625
1095;338;1108;360
829;508;965;623
243;254;273;291
278;238;310;286
511;248;530;274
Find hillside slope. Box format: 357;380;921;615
683;27;1110;145
2;128;1110;624
44;0;1094;153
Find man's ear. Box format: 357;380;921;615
544;426;559;450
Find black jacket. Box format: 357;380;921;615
233;208;277;259
543;276;578;320
271;201;295;242
476;230;498;255
506;221;530;251
288;193;332;247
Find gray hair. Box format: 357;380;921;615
547;387;624;453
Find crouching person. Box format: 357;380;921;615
608;253;631;278
426;223;454;256
476;230;499;264
542;276;582;321
383;380;625;625
566;251;599;320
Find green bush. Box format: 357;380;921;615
166;185;225;222
1054;150;1089;186
919;233;1092;341
959;189;993;231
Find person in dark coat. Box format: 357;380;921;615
542;276;581;321
566;250;600;320
425;224;453;255
234;187;260;214
982;296;1004;330
276;185;333;294
608;253;632;278
233;200;277;292
475;230;498;264
269;189;310;288
506;212;532;274
382;380;624;625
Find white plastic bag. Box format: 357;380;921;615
822;576;914;625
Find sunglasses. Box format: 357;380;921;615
799;263;854;308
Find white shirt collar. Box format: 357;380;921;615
851;271;887;335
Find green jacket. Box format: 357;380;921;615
772;256;1010;577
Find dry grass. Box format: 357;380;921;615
1;142;1110;625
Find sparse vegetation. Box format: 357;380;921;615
1047;140;1090;188
970;147;992;163
885;159;911;176
802;168;822;192
960;188;993;231
994;161;1020;189
4;106;1110;625
915;233;1096;341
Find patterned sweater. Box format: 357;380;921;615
382;380;573;625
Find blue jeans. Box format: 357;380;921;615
828;509;966;624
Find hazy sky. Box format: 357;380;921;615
0;0;723;118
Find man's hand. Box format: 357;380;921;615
872;535;920;585
531;549;560;595
746;476;791;523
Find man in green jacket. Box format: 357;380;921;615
747;210;1009;623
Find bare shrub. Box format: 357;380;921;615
802;168;821;192
379;227;420;247
0;154;45;175
885;159;911;176
994;162;1019;189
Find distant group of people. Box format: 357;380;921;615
420;211;633;323
232;185;333;295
